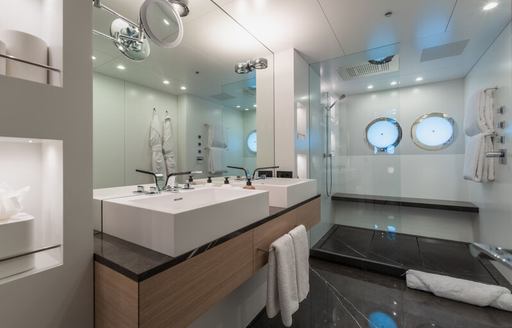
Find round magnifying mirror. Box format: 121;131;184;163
110;18;151;61
411;112;455;150
140;0;184;48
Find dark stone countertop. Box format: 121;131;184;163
94;195;320;282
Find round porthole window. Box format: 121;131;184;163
365;117;402;154
247;130;257;153
411;113;455;150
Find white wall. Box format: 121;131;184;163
93;73;179;188
274;49;311;176
0;0;93;325
333;79;470;202
465;22;512;248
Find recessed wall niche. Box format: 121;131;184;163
0;137;63;284
0;0;63;87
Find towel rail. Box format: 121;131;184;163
0;53;61;73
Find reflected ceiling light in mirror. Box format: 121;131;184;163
163;80;170;85
236;105;241;108
367;84;374;89
180;85;187;90
253;104;257;108
92;55;97;60
116;64;126;70
415;76;424;82
245;108;249;111
390;81;398;86
483;2;499;10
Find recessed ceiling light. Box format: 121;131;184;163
91;55;96;61
28;140;33;143
253;104;257;108
236;105;241;108
390;81;398;86
180;85;187;90
367;84;374;89
415;76;423;82
163;80;170;85
116;64;126;70
483;2;499;10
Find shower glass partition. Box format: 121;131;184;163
309;45;404;250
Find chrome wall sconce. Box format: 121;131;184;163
235;58;268;74
92;0;189;61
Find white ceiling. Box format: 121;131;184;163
218;0;511;95
92;0;268;107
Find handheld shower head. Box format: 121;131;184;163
326;94;346;111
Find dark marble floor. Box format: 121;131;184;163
311;225;508;286
249;259;512;328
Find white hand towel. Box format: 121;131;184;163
266;234;299;327
464;134;495;183
406;270;512;312
207;147;224;174
464;134;485;182
289;225;310;302
464;89;495;136
207;124;227;148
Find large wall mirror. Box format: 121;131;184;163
92;0;274;192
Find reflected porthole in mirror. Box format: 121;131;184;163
247;130;257;153
365;117;402;154
411;113;455;150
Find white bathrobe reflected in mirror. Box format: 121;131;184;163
150;110;166;176
163;113;177;176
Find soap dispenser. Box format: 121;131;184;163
244;178;256;190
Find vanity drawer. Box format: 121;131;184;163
139;231;253;328
253;211;296;271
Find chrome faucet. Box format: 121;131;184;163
135;169;192;193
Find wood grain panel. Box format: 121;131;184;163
294;197;321;230
253;211;296;271
139;231;253;328
95;262;139;328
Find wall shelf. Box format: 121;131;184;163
331;193;479;213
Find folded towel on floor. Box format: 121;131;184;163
289;225;310;302
266;234;299;327
406;270;512;311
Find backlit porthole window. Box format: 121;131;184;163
411;113;455;151
247;130;257;153
365;117;402;154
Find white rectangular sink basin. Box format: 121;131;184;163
103;187;269;257
236;178;317;208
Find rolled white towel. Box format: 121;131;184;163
406;270;512;311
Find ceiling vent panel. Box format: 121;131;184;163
420;40;469;62
337;55;399;81
210;92;235;101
